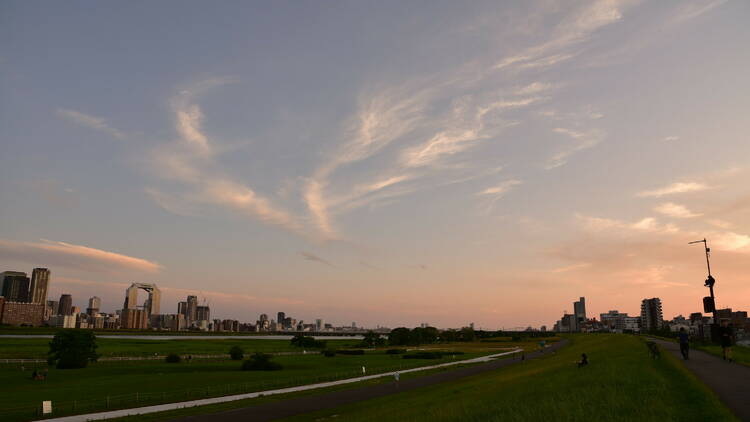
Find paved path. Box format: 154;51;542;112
34;346;545;422
652;339;750;421
171;340;568;422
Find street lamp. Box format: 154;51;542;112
689;238;719;341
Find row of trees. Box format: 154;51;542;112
388;327;476;346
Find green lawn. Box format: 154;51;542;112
280;334;737;422
693;343;750;367
0;345;495;422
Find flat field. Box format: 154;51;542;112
280;334;737;422
0;337;537;422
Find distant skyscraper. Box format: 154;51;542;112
178;301;188;319
123;283;161;316
574;297;586;324
29;268;50;304
640;298;663;332
187;295;198;323
315;318;323;331
58;294;73;316
196;305;210;322
1;271;30;302
87;296;101;315
277;312;286;328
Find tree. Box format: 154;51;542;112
458;327;476;342
48;330;99;369
229;346;244;360
388;327;411;346
360;331;385;348
241;352;282;371
290;334;326;348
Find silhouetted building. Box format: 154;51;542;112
186;295;198;323
178;301;188;319
1;271;30;302
29;268;50;304
574;297;586;326
640;298;663;332
277;312;286;329
58;294;73;316
196;305;210;322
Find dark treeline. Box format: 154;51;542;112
387;327;556;346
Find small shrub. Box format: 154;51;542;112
386;348;407;354
48;329;99;369
290;334;327;349
165;353;181;363
229;346;244;360
241;352;282;371
321;349;337;357
336;349;365;355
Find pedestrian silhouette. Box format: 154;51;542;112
577;353;588;367
678;327;690;360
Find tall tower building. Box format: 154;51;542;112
58;294;73;316
1;271;30;302
574;297;586;325
196;305;210;322
178;301;188;319
640;298;663;332
186;295;198;323
87;296;101;315
123;283;161;317
277;312;286;328
123;285;139;310
29;268;51;304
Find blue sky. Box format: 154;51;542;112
1;0;749;328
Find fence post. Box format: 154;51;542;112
73;400;76;412
106;396;110;409
136;392;139;403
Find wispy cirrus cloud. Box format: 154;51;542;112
57;108;126;140
654;202;702;219
546;127;603;169
0;238;161;273
147;79;304;235
637;182;710;198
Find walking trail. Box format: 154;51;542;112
652;338;750;421
34;342;568;422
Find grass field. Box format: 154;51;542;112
278;334;737;422
0;337;535;422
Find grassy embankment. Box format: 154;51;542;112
0;337;542;421
280;334;737;422
647;335;750;367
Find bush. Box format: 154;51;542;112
165;353;181;363
229;346;244;360
386;348;407;354
336;349;365;355
321;349;337;357
241;352;282;371
47;330;99;369
290;334;327;349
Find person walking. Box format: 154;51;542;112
678;327;690;360
720;321;734;362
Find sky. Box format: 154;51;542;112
1;0;749;329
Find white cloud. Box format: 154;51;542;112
637;182;710;198
654;202;702;219
477;179;523;197
57;108;126;140
546;127;603;169
515;82;553;95
0;239;161;273
551;262;591;273
662;136;680;142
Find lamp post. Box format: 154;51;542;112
689;238;719;339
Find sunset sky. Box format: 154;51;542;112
1;0;748;329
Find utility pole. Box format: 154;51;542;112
689;238;719;339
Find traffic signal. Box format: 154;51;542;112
703;296;715;313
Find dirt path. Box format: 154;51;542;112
170;340;568;422
652;339;750;421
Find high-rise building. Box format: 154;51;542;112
29;268;50;304
640;298;663;332
315;318;323;331
123;283;161;316
196;305;210;322
58;294;73;316
574;297;586;325
186;295;198;323
277;312;286;328
87;296;101;315
178;301;188;319
1;271;30;302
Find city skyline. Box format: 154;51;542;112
2;1;750;328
